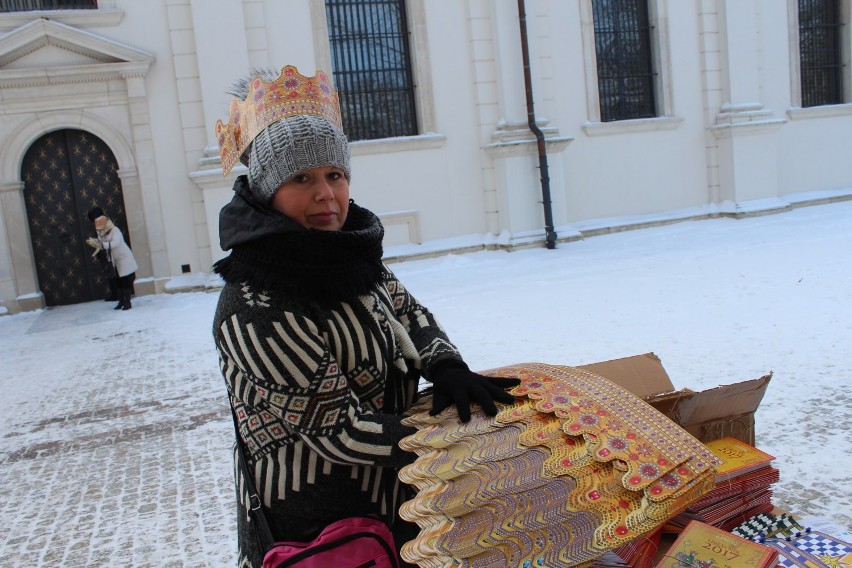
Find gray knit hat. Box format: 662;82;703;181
247;114;351;204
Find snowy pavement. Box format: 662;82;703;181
2;198;851;566
0;297;236;566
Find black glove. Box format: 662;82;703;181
428;361;521;422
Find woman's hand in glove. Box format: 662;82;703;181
428;361;521;422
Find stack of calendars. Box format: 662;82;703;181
613;528;662;568
579;552;632;567
664;437;779;532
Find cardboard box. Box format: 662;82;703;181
579;352;772;445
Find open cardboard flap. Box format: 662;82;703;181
579;352;772;445
579;352;676;399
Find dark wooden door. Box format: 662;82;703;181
22;129;130;307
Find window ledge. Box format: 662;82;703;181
349;133;446;156
0;9;124;31
787;103;852;120
582;116;683;136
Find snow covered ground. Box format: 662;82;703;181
1;198;850;565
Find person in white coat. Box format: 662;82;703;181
90;215;138;310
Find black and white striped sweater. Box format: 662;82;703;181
214;268;462;564
212;187;462;566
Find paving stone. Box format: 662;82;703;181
0;300;237;566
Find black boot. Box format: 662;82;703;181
114;293;125;310
121;288;132;310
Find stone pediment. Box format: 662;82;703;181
0;18;153;86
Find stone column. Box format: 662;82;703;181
122;73;166;292
189;146;244;267
702;0;787;213
0;181;44;313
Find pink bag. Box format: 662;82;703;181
229;405;399;567
262;515;399;568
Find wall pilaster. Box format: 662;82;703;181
0;181;43;314
702;0;787;211
122;74;167;291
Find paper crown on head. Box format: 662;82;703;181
215;65;344;175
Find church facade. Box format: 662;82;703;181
1;0;851;314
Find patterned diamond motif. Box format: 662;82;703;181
269;392;290;407
284;412;302;426
347;364;384;413
319;408;341;427
352;370;373;386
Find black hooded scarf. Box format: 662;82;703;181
213;176;385;302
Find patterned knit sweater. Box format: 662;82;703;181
212;183;462;566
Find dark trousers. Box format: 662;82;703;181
117;272;135;290
106;275;120;301
114;273;136;309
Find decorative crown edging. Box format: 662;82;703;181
215;65;343;175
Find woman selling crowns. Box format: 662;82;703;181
211;66;519;567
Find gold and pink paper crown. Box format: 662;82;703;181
215;65;343;175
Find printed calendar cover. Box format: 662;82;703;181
654;520;778;568
705;437;775;482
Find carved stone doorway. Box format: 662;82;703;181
22;129;130;306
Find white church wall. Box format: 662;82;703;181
68;0;210;279
779;116;852;196
349;0;488;243
774;0;852;197
548;0;710;223
3;0;852;314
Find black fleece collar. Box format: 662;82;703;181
218;176;304;251
213;176;385;302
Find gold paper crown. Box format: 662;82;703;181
215;65;343;175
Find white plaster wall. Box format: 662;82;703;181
85;0;207;276
191;0;251;144
758;0;793;114
543;0;589;224
350;0;487;241
778;117;852;194
769;0;852;195
261;0;318;72
548;0;710;222
4;0;852;314
418;0;488;239
189;0;492;255
566;131;708;221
